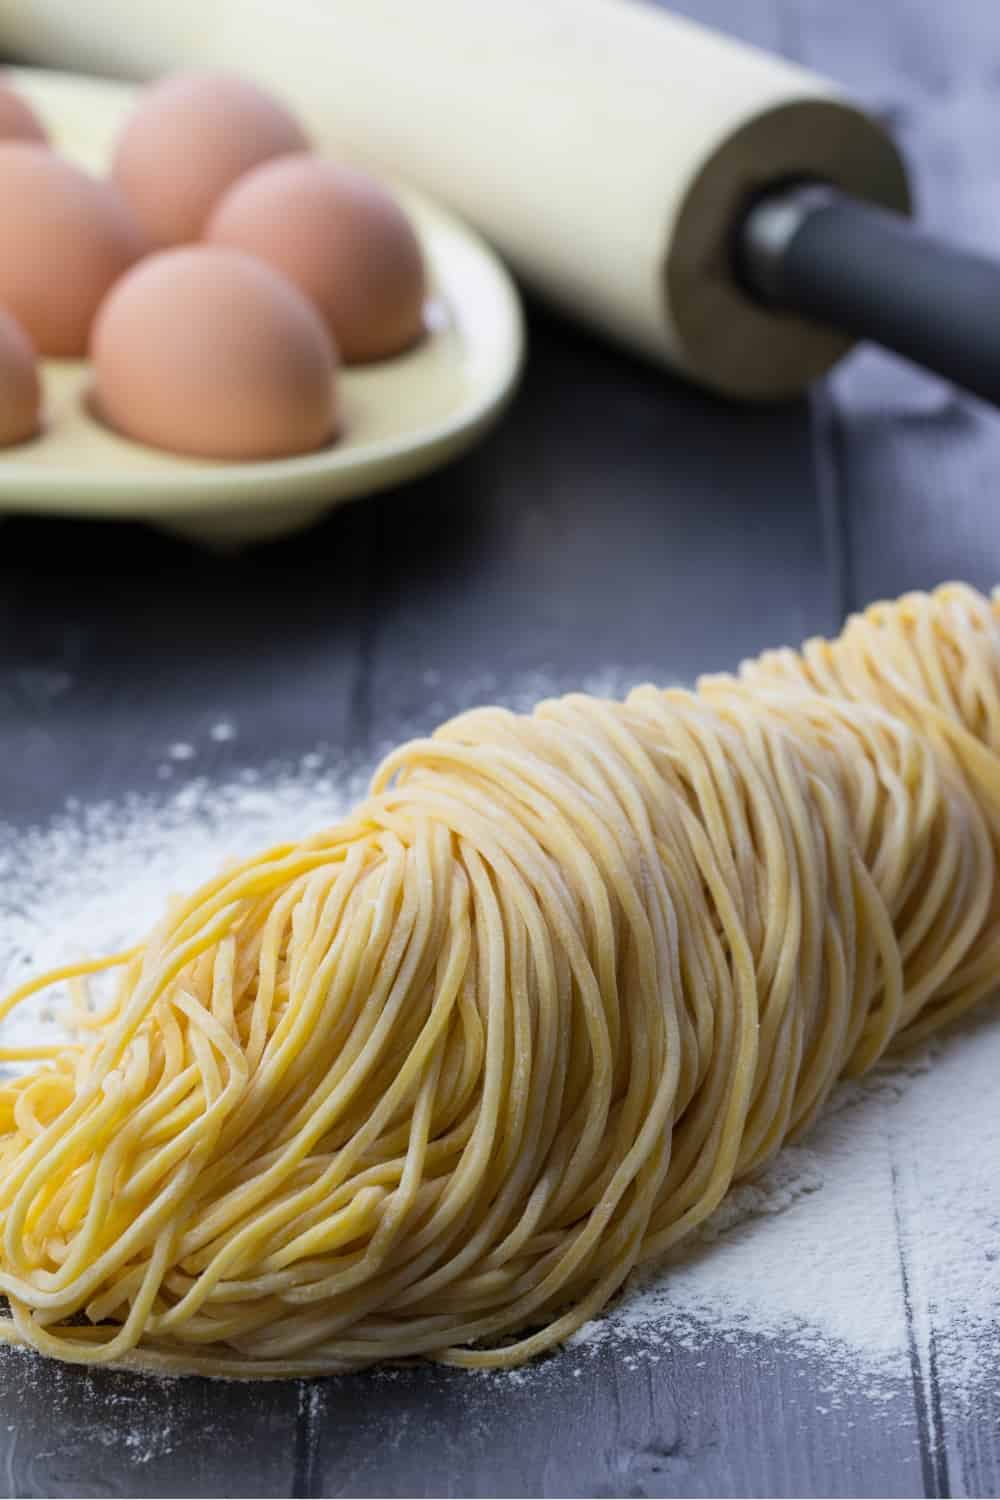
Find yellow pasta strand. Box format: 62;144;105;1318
0;582;998;1376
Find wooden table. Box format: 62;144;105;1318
1;1;998;1493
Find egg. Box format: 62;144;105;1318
91;247;338;461
0;81;47;143
0;144;144;356
111;72;310;248
0;308;40;447
206;155;427;362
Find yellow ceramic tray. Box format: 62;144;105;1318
0;67;524;545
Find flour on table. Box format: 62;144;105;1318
0;664;997;1418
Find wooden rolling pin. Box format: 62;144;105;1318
2;0;998;404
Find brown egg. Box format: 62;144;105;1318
91;247;338;461
0;308;40;446
112;72;310;248
206;155;426;362
0;144;144;356
0;81;47;143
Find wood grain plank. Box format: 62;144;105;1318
2;1288;919;1500
0;505;373;822
301;1336;922;1498
363;298;836;748
0;1350;301;1498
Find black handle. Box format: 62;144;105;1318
738;182;1000;406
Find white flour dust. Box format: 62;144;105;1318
1;667;998;1418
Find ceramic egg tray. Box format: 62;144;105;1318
0;67;524;546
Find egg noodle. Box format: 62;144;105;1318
1;583;998;1376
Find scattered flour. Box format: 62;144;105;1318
0;665;998;1426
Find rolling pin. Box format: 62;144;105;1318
2;0;997;404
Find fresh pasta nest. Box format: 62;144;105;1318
1;583;999;1376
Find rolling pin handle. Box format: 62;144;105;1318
739;181;1000;406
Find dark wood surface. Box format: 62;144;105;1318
1;0;999;1494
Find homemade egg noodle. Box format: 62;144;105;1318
2;584;999;1377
